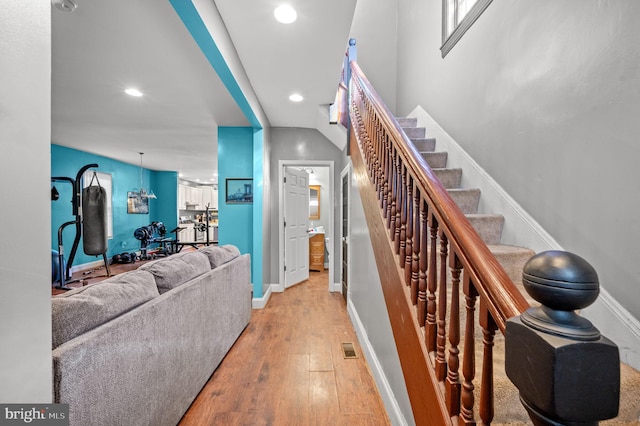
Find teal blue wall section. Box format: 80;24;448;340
252;128;264;297
51;145;178;267
150;171;179;232
168;0;261;128
218;127;254;285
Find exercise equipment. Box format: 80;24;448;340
171;204;218;253
111;252;138;264
51;164;111;290
133;221;174;259
82;172;108;255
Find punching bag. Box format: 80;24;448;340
82;173;108;255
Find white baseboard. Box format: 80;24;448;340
408;106;561;254
270;282;284;293
584;287;640;370
408;105;640;370
330;282;342;293
252;284;273;309
347;299;409;426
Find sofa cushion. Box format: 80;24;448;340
199;245;241;269
52;270;159;349
139;251;210;294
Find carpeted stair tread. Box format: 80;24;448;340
448;188;481;214
421;151;448;168
410;137;436;152
402;126;425;139
466;213;504;245
433;168;462;189
397;117;417;128
488;244;535;285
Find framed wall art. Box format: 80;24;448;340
127;192;149;214
225;178;253;204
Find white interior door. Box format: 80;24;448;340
284;167;310;287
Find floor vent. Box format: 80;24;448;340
342;342;357;359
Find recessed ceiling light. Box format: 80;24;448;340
274;5;297;24
125;88;143;97
289;93;304;102
52;0;77;13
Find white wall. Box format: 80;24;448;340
348;167;414;425
0;1;52;402
391;1;640;321
349;0;398;114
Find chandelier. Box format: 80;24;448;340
132;152;157;199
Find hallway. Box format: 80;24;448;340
179;270;391;425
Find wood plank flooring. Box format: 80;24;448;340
179;270;391;426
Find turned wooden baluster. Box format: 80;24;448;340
404;176;414;287
446;254;462;416
461;275;479;426
374;122;383;195
479;302;497;425
386;146;394;228
417;200;428;326
380;135;389;211
435;231;448;381
410;187;420;304
425;213;439;353
394;153;403;255
398;162;407;259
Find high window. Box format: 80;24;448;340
441;0;492;57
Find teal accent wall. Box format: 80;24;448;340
218;127;255;287
168;0;261;128
51;145;178;267
151;171;179;232
252;128;264;297
168;1;267;297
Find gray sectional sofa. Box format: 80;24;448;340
52;245;252;426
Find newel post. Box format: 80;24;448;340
505;250;620;425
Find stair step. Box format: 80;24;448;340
447;188;481;214
396;117;417;128
466;214;504;245
488;244;535;285
421;152;448;168
411;138;436;152
433;168;462;189
403;126;426;139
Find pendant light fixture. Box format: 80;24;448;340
134;152;157;199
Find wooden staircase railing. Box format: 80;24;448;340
346;49;621;424
348;59;530;425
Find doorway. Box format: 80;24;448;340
278;160;334;293
340;165;350;303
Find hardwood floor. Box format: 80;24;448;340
179;270;391;426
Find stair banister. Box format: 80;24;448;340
349;60;529;330
343;40;620;425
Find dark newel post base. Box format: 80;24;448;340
520;397;598;426
505;251;620;426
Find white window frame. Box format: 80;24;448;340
441;0;492;57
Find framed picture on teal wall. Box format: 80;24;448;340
127;192;149;214
225;178;253;204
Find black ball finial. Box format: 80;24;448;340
521;250;601;340
523;250;599;311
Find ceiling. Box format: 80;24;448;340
51;0;356;184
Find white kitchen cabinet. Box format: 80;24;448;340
178;185;187;209
211;188;218;210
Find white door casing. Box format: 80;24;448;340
284;167;310;287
